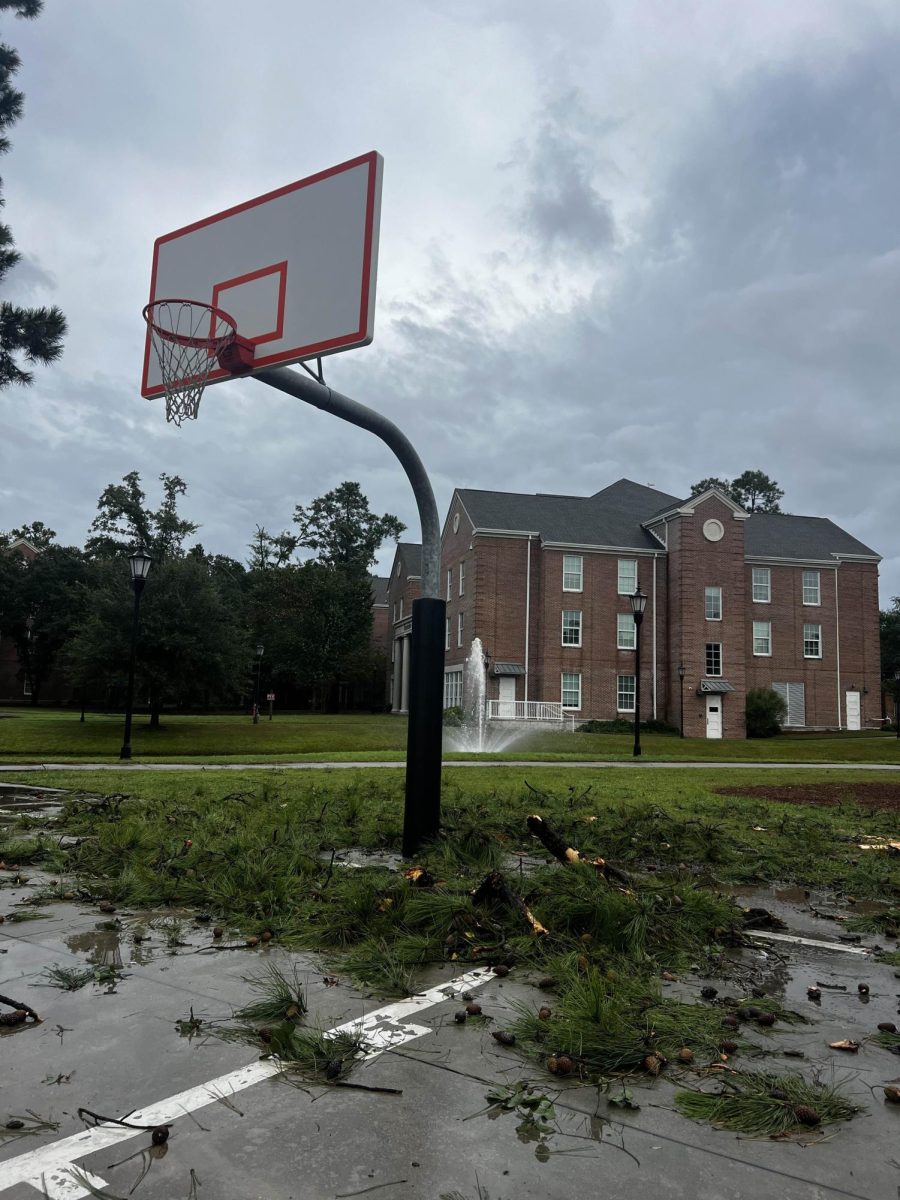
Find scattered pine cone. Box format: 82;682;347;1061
884;1086;900;1104
151;1127;169;1145
756;1012;776;1027
857;983;869;995
465;1003;482;1016
718;1039;738;1054
546;1056;559;1074
492;1030;516;1046
213;927;224;939
245;936;259;948
493;965;510;978
794;1105;820;1127
554;1054;574;1076
643;1054;663;1076
454;1010;467;1024
98;901;115;913
260;931;273;943
538;1006;552;1021
877;1022;898;1034
722;1016;740;1030
677;1047;694;1064
258;1027;273;1044
538;976;556;991
700;986;718;1000
769;1088;788;1101
325;1059;343;1079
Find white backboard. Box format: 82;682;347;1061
141;151;383;397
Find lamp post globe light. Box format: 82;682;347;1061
119;548;152;761
253;643;264;724
677;662;686;738
630;585;647;758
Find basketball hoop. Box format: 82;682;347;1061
142;299;239;425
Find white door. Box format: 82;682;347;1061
845;690;861;731
498;676;516;719
705;695;723;739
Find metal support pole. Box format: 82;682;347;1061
256;366;445;853
119;579;145;761
633;614;643;758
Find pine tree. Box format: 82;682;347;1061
0;1;66;387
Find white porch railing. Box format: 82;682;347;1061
486;700;565;722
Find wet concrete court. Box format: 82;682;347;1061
0;792;898;1198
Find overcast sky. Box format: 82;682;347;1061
3;1;900;598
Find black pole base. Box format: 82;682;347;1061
402;596;446;858
119;745;132;761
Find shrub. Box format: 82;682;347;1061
745;687;786;738
442;706;464;727
577;718;678;735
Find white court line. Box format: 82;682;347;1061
0;966;494;1199
745;930;873;955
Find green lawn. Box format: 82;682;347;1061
1;706;900;764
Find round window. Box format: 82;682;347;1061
702;519;724;542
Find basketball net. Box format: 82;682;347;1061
143;300;237;426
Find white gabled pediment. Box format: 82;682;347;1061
657;488;749;522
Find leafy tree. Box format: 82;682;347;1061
689;470;784;513
689;477;731;498
65;556;249;726
880;603;900;689
729;470;783;514
85;472;198;561
250;561;376;704
745;687;787;738
247;524;298;570
8;519;55;549
0;1;66;387
0;543;89;702
293;481;405;571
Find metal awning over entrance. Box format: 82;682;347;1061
491;663;526;676
698;680;736;694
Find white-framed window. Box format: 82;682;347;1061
443;669;463;710
22;677;32;697
459;561;465;596
705;642;722;676
561;671;581;710
399;598;403;618
705;586;722;621
457;612;464;647
446;568;452;602
561;610;582;646
616;612;635;649
444;618;450;651
802;569;820;606
753;620;771;656
617;558;637;595
803;623;821;658
617;674;636;712
563;554;583;592
392;602;397;622
751;567;770;603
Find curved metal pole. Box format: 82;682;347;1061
256;366;440;598
255;364;445;855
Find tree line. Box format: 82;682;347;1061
0;475;404;718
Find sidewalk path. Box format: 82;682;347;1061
1;759;900;772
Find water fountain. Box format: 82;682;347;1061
443;637;546;754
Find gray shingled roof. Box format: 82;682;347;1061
453;479;879;561
397;542;422;577
370;576;390;605
745;513;878;560
457;479;680;551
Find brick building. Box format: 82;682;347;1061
384;480;882;738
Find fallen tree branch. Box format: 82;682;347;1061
471;871;548;935
0;992;41;1023
526;814;634;887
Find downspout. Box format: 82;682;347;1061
524;536;532;703
652;557;658;719
834;564;841;729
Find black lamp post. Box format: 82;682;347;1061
630;585;647;757
119;548;152;761
253;643;264;724
894;668;899;740
677;662;686;738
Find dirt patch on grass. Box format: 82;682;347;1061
715;782;900;811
